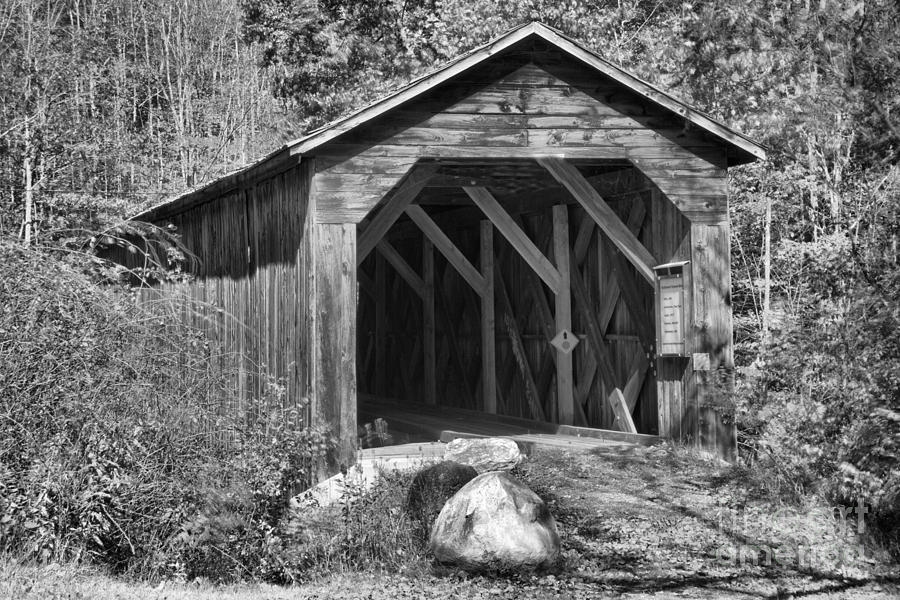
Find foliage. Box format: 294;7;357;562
734;166;900;552
273;469;425;583
240;0;686;132
2;0;900;575
0;240;327;579
0;0;293;242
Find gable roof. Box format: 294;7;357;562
135;21;765;222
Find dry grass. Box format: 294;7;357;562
0;559;285;600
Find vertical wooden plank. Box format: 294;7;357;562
690;221;735;457
423;237;436;405
681;355;695;443
552;205;575;425
691;222;734;368
313;222;357;471
716;368;737;461
480;220;496;414
339;222;358;469
304;168;318;435
656;375;671;440
698;370;716;452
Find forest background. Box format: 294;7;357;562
1;0;898;579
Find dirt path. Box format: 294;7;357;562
3;445;898;599
295;444;898;599
512;445;899;598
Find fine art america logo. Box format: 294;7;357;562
714;500;870;568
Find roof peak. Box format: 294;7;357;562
283;21;764;162
133;21;765;222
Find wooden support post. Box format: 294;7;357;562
313;223;357;470
374;253;386;397
609;246;655;349
538;156;656;283
552;205;575;425
690;222;736;459
423;238;436;405
480;221;496;413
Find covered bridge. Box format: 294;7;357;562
129;22;765;470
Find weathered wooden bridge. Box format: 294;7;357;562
121;22;765;474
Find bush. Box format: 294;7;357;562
274;469;426;583
0;239;327;580
734;232;900;554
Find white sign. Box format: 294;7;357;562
658;275;684;355
550;329;579;355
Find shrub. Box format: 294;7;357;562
734;231;900;554
0;239;327;580
274;468;426;583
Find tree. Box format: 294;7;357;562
0;0;290;244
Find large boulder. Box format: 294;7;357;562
429;471;560;571
406;461;478;538
444;437;523;472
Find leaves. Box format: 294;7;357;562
0;240;328;578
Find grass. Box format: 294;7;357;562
3;443;900;599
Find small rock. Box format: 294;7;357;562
429;471;560;571
444;437;523;472
406;461;478;537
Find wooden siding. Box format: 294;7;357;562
311;221;358;469
313;40;727;224
319;40;734;448
121;32;743;459
123;162;315;441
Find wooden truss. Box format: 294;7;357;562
357;157;661;433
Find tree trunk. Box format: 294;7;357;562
23;120;33;245
761;192;772;354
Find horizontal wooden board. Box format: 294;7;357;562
315;155;420;174
313;59;729;223
315;191;393;223
333;126;719;150
317;142;725;162
380;110;681;131
315;172;412;193
358;87;666;120
338;123;716;150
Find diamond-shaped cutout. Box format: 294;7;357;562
550;329;579;355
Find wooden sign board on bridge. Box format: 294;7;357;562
654;261;691;357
